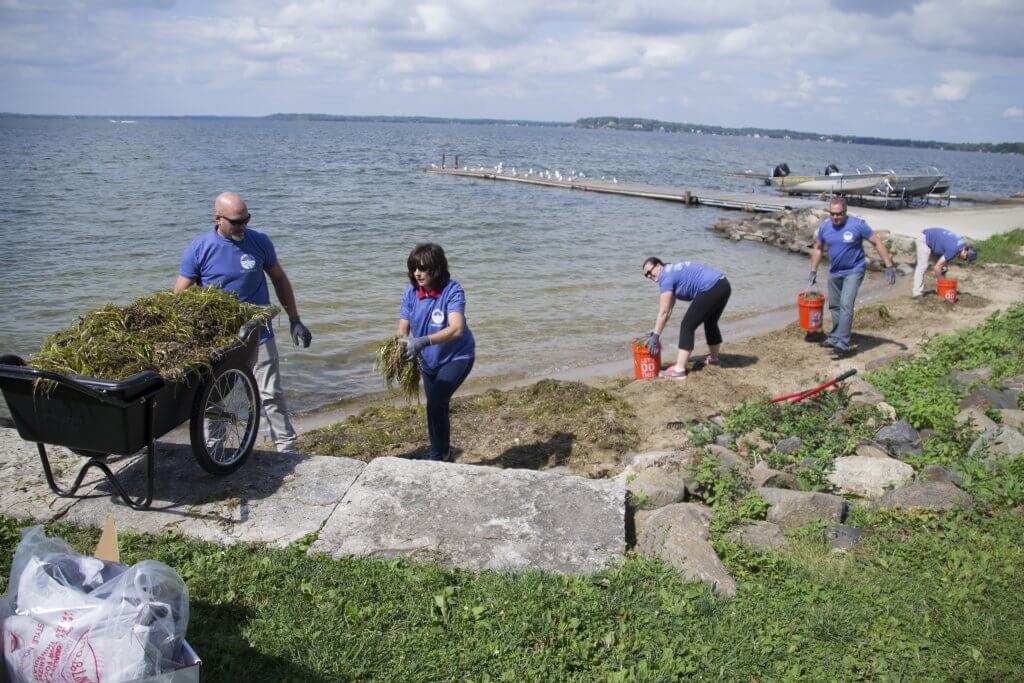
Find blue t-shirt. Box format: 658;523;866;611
658;261;724;301
924;227;966;261
179;226;278;342
400;280;476;372
817;216;873;277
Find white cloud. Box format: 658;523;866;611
1005;106;1024;119
885;88;922;107
931;70;977;102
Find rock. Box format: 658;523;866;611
785;456;820;473
750;467;798;490
619;450;694;480
855;442;892;459
708;414;727;428
635;503;736;597
920;464;964;487
876;482;974;511
312;457;624;574
727;521;788;551
736;431;772;456
955;407;999;432
997;409;1024;430
895;264;913;276
865;352;913;372
757;488;847;528
968;426;1024;461
825;525;866;552
704;444;748;473
1003;373;1024;391
828;456;914;499
949;367;993;387
714;433;735;447
774;436;803;455
874;420;923;457
876;402;898;421
627;468;689;509
959;386;1019;411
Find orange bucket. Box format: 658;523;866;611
937;278;958;303
797;291;825;332
631;341;661;380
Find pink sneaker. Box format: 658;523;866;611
705;356;721;366
660;366;688;380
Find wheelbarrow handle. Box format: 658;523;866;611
0;355;164;408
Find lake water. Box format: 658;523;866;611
2;117;1022;413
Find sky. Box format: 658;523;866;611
1;0;1023;143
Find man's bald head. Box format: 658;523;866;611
213;192;251;241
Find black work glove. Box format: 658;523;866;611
290;318;312;348
885;266;897;286
807;271;817;287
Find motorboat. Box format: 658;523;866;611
877;171;943;197
769;163;891;196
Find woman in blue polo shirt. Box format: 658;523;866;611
641;257;731;380
398;243;476;462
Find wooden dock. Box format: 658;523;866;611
425;166;827;213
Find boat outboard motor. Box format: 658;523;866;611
823;163;840;176
771;163;790;178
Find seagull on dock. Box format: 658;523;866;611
554;170;562;181
612;177;618;183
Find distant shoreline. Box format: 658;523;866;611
2;111;1020;154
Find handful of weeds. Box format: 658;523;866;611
29;287;272;382
374;336;421;401
632;331;654;347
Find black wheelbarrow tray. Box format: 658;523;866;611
0;318;270;510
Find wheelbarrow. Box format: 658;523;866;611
0;317;269;510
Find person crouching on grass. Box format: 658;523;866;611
398;243;476;462
642;257;731;380
913;227;977;298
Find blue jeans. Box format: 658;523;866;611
827;271;864;351
421;357;474;461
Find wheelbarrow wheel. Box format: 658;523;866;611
189;366;260;475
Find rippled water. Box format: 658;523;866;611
2;117;1022;412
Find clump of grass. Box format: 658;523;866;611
799;290;825;302
29;287;272;382
632;331;654;347
973;227;1024;266
374;336;421;401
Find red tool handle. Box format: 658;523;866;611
770;369;857;404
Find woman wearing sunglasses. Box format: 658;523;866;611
397;243;476;462
641;257;731;380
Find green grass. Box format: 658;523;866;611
2;508;1022;681
973;227;1024;266
867;304;1024;429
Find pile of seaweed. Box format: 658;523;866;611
374;336;421;401
29;287;273;381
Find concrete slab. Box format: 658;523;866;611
61;443;365;547
0;427;128;522
312;457;625;574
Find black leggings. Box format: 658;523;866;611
678;278;731;351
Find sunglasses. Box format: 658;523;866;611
643;267;656;280
829;211;846;217
218;213;251;227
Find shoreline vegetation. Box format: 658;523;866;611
4;301;1023;679
3;111;1021;155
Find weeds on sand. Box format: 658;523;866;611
373;336;421;401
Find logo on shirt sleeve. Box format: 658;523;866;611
240;254;256;270
430;309;445;326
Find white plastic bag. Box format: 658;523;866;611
2;526;189;683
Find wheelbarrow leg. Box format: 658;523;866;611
36;442;154;511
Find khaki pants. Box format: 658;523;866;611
252;338;298;452
913;233;933;297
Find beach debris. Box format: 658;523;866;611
28;287;271;382
374;336;421;401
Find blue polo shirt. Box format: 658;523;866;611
179;226;277;342
817;216;873;277
400;280;475;372
658;261;724;301
924;227;967;261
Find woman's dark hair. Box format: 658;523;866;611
407;243;451;289
642;256;664;271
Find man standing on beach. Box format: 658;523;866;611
174;192;312;452
912;227;977;298
807;197;896;359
